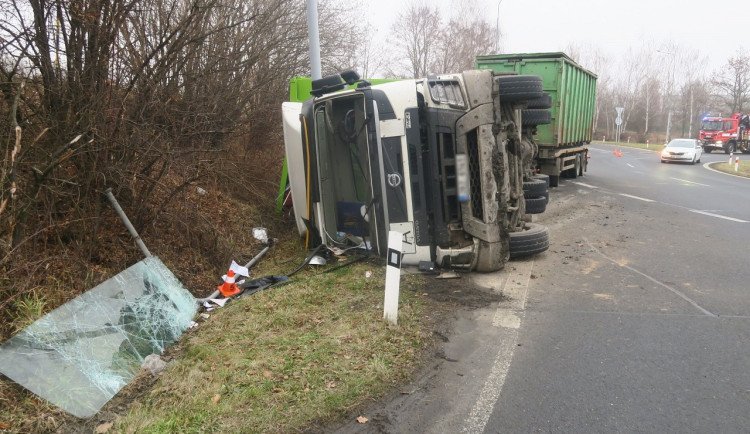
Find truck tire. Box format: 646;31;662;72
497;75;544;103
523;178;547;197
522;109;551;126
509;223;550;259
527;93;552;109
532;173;550;187
725;142;736;154
525;196;547;214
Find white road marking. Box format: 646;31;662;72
670;177;709;186
491;261;533;328
572;181;598;189
463;261;533;434
585;239;716;317
618;193;655;202
627;163;634;168
689;210;748;223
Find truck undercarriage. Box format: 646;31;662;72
283;70;551;272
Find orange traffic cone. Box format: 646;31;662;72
613;147;617;155
617;148;622;157
217;269;241;297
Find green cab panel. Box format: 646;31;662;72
476;52;597;147
289;77;398;103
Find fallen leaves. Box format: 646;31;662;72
211;394;221;404
356;416;368;424
95;422;114;433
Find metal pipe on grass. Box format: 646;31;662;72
105;188;152;258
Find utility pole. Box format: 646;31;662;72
495;1;503;53
306;0;321;80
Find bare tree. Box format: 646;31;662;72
388;2;441;78
354;23;386;78
565;43;608;138
317;1;366;76
673;49;709;138
711;49;750;114
0;0;355;262
433;3;495;73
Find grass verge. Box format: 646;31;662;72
109;256;433;433
708;161;750;177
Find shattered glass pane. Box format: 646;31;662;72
0;257;196;418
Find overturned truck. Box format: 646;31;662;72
282;69;556;272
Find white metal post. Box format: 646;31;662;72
306;0;321;80
383;231;403;325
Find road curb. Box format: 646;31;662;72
702;161;750;180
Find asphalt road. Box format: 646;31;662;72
335;143;750;434
486;144;750;433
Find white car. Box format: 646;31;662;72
661;138;702;164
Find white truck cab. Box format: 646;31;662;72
283;70;550;271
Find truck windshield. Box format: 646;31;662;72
313;94;372;245
701;120;722;131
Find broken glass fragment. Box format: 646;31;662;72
0;256;196;418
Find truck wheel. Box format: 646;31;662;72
521;109;551;126
532;173;550;187
549;175;559;187
509;223;550;259
703;148;711;154
523;178;547;197
725;142;736;154
497;75;544;103
527;93;552;109
525;196;547;214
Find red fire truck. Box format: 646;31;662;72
699;113;750;154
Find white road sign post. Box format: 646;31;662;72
615;107;624;143
383;231;403;325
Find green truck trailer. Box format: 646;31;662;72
476;52;598;187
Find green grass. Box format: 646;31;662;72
709;161;750;177
9;292;48;333
113;259;433;433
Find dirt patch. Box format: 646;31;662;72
415;271;506;308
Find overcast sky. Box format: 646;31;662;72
365;0;747;76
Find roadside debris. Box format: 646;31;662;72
0;256;196;418
142;354;168;376
0;190;197;418
217;269;241;297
